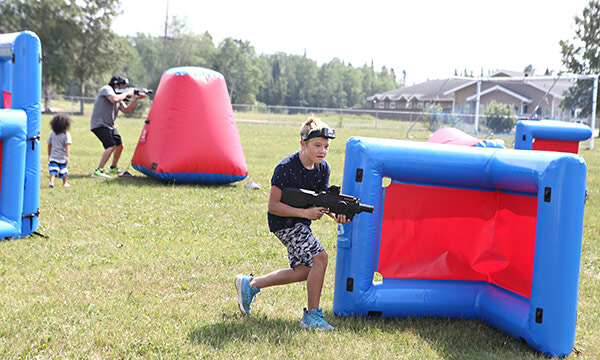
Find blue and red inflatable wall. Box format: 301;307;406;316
0;31;42;239
132;66;248;184
333;137;586;357
515;119;592;154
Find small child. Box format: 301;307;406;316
47;113;73;188
236;116;349;330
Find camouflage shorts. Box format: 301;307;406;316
274;223;325;268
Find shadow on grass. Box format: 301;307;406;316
189;312;543;359
339;316;542;359
189;313;301;349
97;174;239;189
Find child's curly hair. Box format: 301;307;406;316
50;113;72;134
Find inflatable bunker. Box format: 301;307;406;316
428;127;505;148
333;137;587;357
0;31;42;238
515;119;592;154
132;66;248;184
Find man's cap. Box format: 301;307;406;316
109;75;129;87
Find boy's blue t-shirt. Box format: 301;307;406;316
268;152;330;233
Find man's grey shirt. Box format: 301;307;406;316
90;85;120;130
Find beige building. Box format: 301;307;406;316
368;70;579;120
444;70;574;119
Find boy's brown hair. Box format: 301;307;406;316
50;113;72;134
300;116;330;140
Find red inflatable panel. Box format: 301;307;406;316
379;182;537;298
132;67;247;183
532;139;579;154
2;90;11;109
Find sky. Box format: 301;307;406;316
113;0;591;85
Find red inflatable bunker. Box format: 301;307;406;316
132;67;247;184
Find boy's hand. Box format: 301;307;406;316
304;206;327;220
335;213;350;223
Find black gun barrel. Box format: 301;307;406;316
280;186;374;221
360;204;374;213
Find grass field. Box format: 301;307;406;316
0;112;598;359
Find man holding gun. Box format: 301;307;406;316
90;75;148;178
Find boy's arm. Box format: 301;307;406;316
64;143;70;164
47;143;52;157
269;185;327;220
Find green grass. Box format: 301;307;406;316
0;113;598;359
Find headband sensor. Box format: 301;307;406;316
302;127;336;141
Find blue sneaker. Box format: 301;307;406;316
235;274;260;314
300;308;334;330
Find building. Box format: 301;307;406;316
368;70;580;121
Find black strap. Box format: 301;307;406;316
22;209;40;234
32;231;48;239
27;133;40;150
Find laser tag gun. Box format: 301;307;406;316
281;185;374;221
115;86;154;102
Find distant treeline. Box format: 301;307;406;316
117;32;402;108
0;0;401;109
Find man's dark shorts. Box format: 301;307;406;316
274;223;325;268
92;127;122;149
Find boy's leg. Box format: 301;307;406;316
306;250;328;311
236;266;310;315
235;274;262;314
250;265;310;289
48;161;57;186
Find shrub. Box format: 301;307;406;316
424;104;444;132
483;101;517;134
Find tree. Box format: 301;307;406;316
373;66;398;94
213;38;262;104
0;0;79;111
286;55;318;107
342;64;365;108
163;17;215;71
560;0;600;119
71;0;127;114
483;101;518;134
256;53;289;106
124;33;163;91
316;59;347;108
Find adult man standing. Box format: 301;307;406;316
90;75;147;178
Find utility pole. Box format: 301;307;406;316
161;0;170;73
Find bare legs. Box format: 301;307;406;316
250;250;328;311
97;144;123;169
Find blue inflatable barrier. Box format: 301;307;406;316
0;31;42;238
515;119;592;154
0;110;27;238
333;137;587;357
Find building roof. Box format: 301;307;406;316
368;70;581;105
443;70;575;99
367;78;471;102
465;84;532;103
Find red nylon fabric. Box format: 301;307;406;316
132;72;247;176
2;90;11;109
379;182;537;298
532;139;579;154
